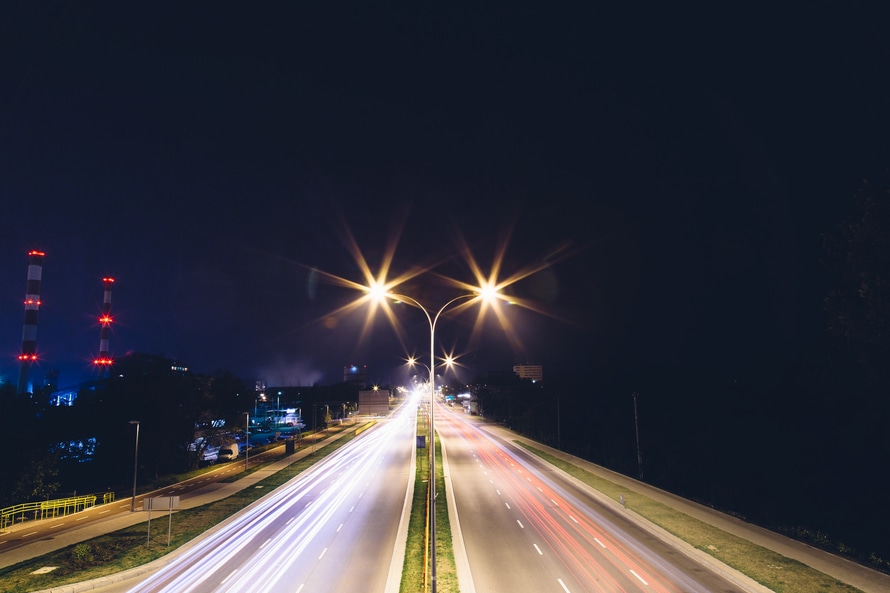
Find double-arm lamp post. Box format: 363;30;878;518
371;287;497;593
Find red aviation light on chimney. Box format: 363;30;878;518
102;277;115;283
93;357;113;366
99;315;113;324
28;250;45;257
18;354;38;361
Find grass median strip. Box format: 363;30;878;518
517;442;863;593
400;408;458;593
0;429;357;593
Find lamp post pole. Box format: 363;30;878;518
392;293;475;593
245;413;250;471
129;420;140;512
633;392;643;481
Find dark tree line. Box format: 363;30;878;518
1;353;367;510
0;353;250;506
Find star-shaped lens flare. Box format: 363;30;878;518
310;205;582;359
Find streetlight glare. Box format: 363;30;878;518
478;282;500;303
367;281;390;302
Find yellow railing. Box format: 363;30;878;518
0;492;113;530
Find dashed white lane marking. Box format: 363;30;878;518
630;570;648;585
221;569;238;584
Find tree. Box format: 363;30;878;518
820;174;890;560
10;450;61;502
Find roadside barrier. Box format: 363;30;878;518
0;492;112;531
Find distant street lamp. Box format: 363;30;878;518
129;420;140;512
633;392;643;481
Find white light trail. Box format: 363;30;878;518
129;403;416;593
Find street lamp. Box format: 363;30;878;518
375;289;492;593
129;420;140;512
245;412;250;471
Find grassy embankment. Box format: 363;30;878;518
0;424;361;593
400;406;458;593
519;442;864;593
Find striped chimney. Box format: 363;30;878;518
94;277;114;368
17;250;45;394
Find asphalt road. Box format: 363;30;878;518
2;415;412;593
116;408;414;593
438;404;761;593
439;405;890;593
6;399;890;593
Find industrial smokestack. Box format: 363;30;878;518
94;277;115;370
17;250;45;395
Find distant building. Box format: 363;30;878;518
50;387;78;406
343;364;368;387
513;364;543;383
358;389;390;415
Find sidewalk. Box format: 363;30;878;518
489;425;890;593
0;428;356;573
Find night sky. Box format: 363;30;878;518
2;2;888;391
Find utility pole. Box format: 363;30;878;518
632;392;643;481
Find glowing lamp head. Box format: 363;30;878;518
368;282;389;303
478;282;500;303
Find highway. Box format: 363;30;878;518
438;403;755;593
121;401;416;593
13;395;888;593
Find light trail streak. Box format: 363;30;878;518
441;408;717;593
129;404;416;593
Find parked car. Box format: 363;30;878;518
217;442;240;461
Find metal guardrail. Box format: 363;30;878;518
0;492;114;530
